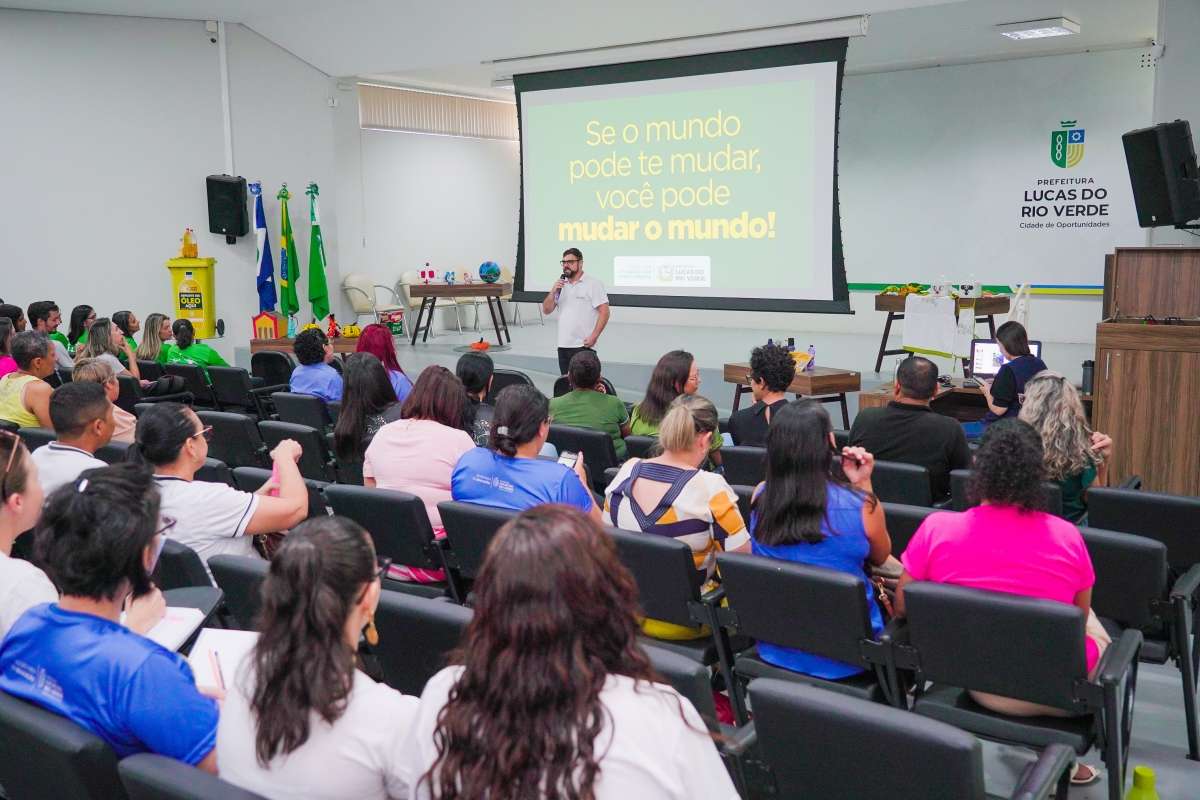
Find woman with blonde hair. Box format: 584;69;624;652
1018;371;1112;523
72;358;136;443
137;313;174;363
77;318;141;379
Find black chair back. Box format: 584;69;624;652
903;581;1087;712
642;644;719;733
15;427;55;452
731;484;755;526
136;360;164;381
231;466;330;519
152;539;213;589
95;440;131;465
437;501;517;579
119;752;267;799
1088;487;1200;573
832;429;850;449
207;366;260;415
0;419;17;433
608;527;704;629
373;590;472;696
748;679;986;800
271;392;332;431
551;376;617;398
197;410;270;468
717;552;874;666
721;445;766;487
625;435;657;459
250;351;294;386
164;363;216;407
485;368;534;404
0;691;127;800
54;367;74;385
949;469;1063;517
115;375;141;413
194;457;234;486
1081;526;1169;631
324;485;441;571
882;502;941;556
547;424;618;490
871;460;933;507
208;555;269;631
257;420;337;482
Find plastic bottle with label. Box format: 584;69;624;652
1125;766;1160;800
806;344;816;372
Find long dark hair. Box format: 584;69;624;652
995;321;1031;357
249;517;378;766
129;403;197;467
68;305;93;345
422;505;669;799
753;400;872;546
635;350;693;426
488;384;548;456
333;353;397;461
968;419;1047;512
172;318;196;350
0;318;13;356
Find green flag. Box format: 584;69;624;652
306;182;330;321
278;184;301;318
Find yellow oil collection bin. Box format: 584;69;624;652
166;257;217;339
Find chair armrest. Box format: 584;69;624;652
931;497;954;509
1169;563;1200;603
251;383;290;396
700;585;726;607
720;721;757;757
878;616;910;645
1117;474;1143;490
1097;628;1143;686
1009;743;1073;800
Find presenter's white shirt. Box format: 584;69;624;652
31;442;106;495
0;551;57;638
217;661;419;800
153;475;260;580
554;274;609;348
398;666;739;800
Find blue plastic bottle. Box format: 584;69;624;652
806;344;816;372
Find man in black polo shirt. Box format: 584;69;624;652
848;356;970;500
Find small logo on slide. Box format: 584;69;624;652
1050;120;1085;169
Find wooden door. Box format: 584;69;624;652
1095;348;1200;495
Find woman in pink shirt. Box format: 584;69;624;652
896;419;1108;784
363;366;474;583
0;320;17;380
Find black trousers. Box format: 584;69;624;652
557;346;594;376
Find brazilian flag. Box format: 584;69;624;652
278;184;301;317
306;182;330;321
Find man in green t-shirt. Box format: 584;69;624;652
26;300;74;369
549;350;630;460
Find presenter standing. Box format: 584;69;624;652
542;248;610;376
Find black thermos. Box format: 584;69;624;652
1081;360;1095;395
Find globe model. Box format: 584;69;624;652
479;261;501;283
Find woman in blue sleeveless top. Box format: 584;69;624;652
750;399;892;679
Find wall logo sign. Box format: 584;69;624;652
1051;120;1085;169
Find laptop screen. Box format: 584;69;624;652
970;339;1042;378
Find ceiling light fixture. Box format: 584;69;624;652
996;17;1080;41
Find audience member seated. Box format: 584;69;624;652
0;433;54;638
166;318;230;379
727;341;795;447
66;304;95;355
1018;371;1111;523
549;350;630;460
980;320;1046;424
332;352;401;465
355;323;413;404
605;394;750;640
630;350;723;468
73;357;137;443
26;300;74;369
0;319;15;380
137;312;175;363
750;399;890;679
30;382;112;495
896;419;1109;716
0;331;55;429
130;403;308;578
289;328;343;403
77;317;147;382
398;505;736;799
0;304;26;333
452;384;599;521
217;517;418;799
111;310;141;364
456;351;494;446
364;366;474;583
848;355;971;500
0;464;218;771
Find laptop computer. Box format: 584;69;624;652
969;338;1042;379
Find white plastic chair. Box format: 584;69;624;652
501;267;543;326
341;273;404;326
397;270;435;339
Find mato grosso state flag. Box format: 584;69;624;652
249;182;277;312
306;182;330;321
278;184;301;317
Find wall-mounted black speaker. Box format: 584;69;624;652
1122;120;1200;228
206;174;249;243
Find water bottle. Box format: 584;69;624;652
806;344;816;372
787;337;795;352
1125;765;1160;800
1081;360;1095;395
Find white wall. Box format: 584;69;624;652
0;10;343;362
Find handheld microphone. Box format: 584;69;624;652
555;269;569;300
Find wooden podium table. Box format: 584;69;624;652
873;294;1010;373
408;282;511;346
724;363;861;428
251;336;361;354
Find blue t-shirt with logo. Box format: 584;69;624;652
0;604;218;763
451;447;594;514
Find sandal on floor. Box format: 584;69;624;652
1070;763;1101;785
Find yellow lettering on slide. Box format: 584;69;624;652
669;145;759;176
644;110;742;142
558;217;641;241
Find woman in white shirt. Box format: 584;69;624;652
0;432;55;637
399;505;738;800
217;516;418;800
